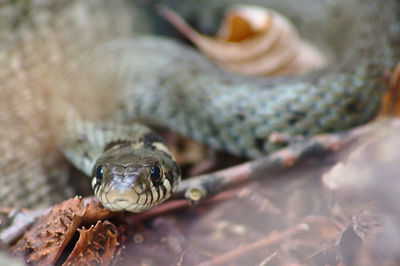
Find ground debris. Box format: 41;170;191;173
3;120;400;265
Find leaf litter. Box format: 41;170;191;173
2;5;400;266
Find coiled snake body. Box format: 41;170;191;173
0;0;399;211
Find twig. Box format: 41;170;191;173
198;223;310;266
176;124;372;203
259;251;278;266
157;5;201;44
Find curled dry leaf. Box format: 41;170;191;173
63;220;119;266
12;197;87;265
160;5;327;77
10;196;122;265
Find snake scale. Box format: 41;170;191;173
0;0;399;211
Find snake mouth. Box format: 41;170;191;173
99;187;165;213
102;188;141;212
111;198;132;209
103;194;161;212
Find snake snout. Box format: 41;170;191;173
103;169;152;211
105;182;139;211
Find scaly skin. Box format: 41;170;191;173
0;0;399;209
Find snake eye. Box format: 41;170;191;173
150;164;162;183
96;165;103;180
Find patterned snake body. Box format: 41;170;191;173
0;0;399;211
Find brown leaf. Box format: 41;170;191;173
380;63;400;116
12;197;87;265
159;5;326;77
81;197;116;225
63;220;119;266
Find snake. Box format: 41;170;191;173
0;0;399;212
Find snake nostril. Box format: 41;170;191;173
138;182;146;191
131;182;147;194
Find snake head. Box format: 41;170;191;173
92;136;180;212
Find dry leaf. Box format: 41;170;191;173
63;220;119;266
380;63;400;116
10;196;122;265
160;5;327;77
12;197;87;264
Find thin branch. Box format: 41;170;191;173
198;223;310;266
176;123;372;203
